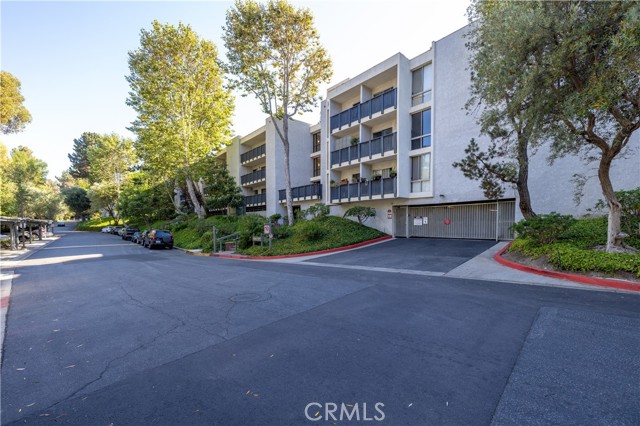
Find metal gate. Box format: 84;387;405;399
395;200;515;240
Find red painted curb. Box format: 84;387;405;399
494;242;640;292
211;235;392;261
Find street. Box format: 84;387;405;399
1;228;639;425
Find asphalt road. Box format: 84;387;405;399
1;230;638;425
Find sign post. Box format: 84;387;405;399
264;223;272;250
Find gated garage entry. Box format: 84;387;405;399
394;200;516;240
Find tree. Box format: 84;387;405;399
0;142;16;215
467;1;640;252
119;172;175;229
192;155;243;212
30;181;65;221
68;132;100;179
87;181;120;225
0;71;32;134
454;3;546;218
63;186;91;218
127;21;234;219
344;206;376;225
5;146;48;218
223;0;332;224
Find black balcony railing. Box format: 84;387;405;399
244;193;266;206
330;177;396;201
330;133;397;166
278;183;322;201
240;144;266;164
329;88;397;132
240;168;266;185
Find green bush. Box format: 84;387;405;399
271;224;291;239
558;217;607;249
237;214;266;249
297;221;327;242
344;206;376;225
269;213;282;224
200;231;214;252
547;244;640;277
511;213;576;245
303;203;330;219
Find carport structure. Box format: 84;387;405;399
0;216;53;250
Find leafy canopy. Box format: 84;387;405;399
0;71;32;134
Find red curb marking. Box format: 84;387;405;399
1;295;9;309
494;242;640;292
211;235;393;261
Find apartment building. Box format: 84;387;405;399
217;24;639;240
315;25;640;239
219;117;323;218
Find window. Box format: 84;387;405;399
411;109;432;150
312;132;321;152
372;128;393;138
312;157;321;177
412;64;432;106
411;153;431;193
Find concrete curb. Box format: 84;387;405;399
494;242;640;293
1;235;63;366
211;235;393;261
173;246;209;257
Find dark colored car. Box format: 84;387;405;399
144;229;174;249
122;227;140;241
111;226;124;235
57;222;66;227
131;231;142;244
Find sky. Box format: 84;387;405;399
1;0;470;179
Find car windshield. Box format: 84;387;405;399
156;231;171;237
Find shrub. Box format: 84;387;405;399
547;244;640;277
269;213;282;224
296;220;327;242
344;206;376;225
303;203;330;219
558;217;607;249
200;231;213;252
271;224;291;239
511;213;576;245
237;214;266;249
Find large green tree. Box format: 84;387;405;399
192;155;244;212
5;146;48;217
468;1;640;251
63;186;91;218
127;20;234;219
68;132;101;180
0;71;32;134
118;172;176;229
223;0;332;224
454;2;548;218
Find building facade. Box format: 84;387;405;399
221;24;639;239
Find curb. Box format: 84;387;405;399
173;246;210;257
494;242;640;293
211;235;393;260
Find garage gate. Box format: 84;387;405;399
394;200;516;240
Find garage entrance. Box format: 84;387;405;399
394;200;516;240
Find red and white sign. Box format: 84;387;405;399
264;224;271;234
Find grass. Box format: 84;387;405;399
508;217;640;278
76;217;119;232
239;216;386;256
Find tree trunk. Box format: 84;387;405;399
598;153;622;251
516;136;536;219
185;176;206;219
282;117;294;225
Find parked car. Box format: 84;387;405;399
138;230;149;245
131;231;142;244
101;226;112;233
57;222;65;227
143;229;174;249
111;226;124;235
122;227;140;241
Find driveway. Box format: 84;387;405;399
1;231;638;425
304;238;497;272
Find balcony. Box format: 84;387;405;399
240;144;266;165
331;133;397;167
244;193;266;207
330;176;397;202
240;168;266;186
329;88;397;132
279;183;322;202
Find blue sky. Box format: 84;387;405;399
1;0;469;178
